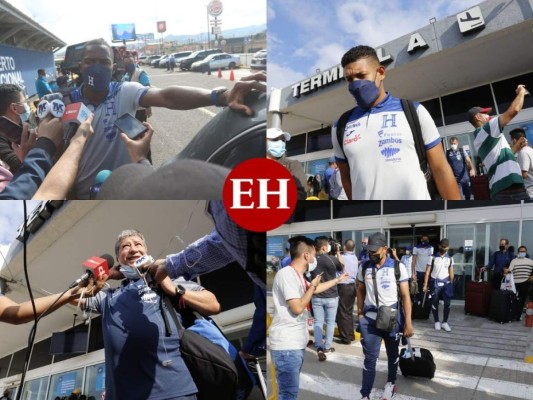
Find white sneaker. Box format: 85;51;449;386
442;322;451;332
382;382;396;399
435;322;441;330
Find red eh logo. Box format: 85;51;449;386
223;158;297;232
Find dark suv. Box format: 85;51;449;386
179;48;222;70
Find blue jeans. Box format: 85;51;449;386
458;176;472;200
312;296;339;350
271;349;305;400
358;316;401;398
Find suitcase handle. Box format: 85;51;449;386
421;291;428;308
405;337;415;361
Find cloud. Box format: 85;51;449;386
0;201;40;246
309;43;347;76
267;63;306;90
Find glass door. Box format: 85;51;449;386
446;224;478;300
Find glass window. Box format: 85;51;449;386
441;85;494;125
333;201;380;218
21;376;48;400
492;72;533;112
48;369;84;400
0;354;12;378
28;337;53;371
446;224;479;300
488;221;519;259
383;201;444;214
307;126;332;153
286;133;306;156
292;201;331;222
267;235;289;274
84;363;106;400
8;349;26;377
305;159;329;198
332;231;353;246
421;98;443;127
521;220;533;256
446;200;520;209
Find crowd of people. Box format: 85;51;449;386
269;232;533;400
0;39;266;200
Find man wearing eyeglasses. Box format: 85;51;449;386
469;84;530;200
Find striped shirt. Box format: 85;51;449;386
508;257;533;284
473;117;523;197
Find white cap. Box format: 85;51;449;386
267;127;291;141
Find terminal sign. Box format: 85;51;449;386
457;6;485;34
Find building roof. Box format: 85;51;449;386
0;0;65;53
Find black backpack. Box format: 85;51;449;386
336;99;439;199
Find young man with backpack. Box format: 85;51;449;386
356;232;413;400
331;45;459;200
446;137;476;199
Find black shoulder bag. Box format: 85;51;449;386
373;261;401;332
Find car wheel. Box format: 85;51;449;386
228;62;236;69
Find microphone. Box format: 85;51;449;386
69;254;114;289
36;98;65;119
89;170;112;200
61;102;92;144
134;255;155;285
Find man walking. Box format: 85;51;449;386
510;128;533;198
357;232;413;400
332;45;459;200
336;239;358;344
508;246;533;321
445;137;476;199
269;236;347;400
412;235;434;302
423;239;454;332
468;84;530;200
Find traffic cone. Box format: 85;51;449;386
217;68;222;78
229;67;235;81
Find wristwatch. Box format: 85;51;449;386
211;86;228;107
175;284;186;298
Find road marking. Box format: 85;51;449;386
199;107;216;117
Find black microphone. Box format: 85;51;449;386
69;254;114;289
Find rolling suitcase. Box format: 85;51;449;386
471;175;490;199
399;338;436;379
412;292;431;320
465;280;492;316
489;289;516;323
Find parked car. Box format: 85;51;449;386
159;51;192;69
151;55;168;68
179;48;222;71
250;49;266;70
139;55;160;66
191;53;241;72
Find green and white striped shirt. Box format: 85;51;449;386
473;117;523;197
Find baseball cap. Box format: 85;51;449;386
97;159;230;199
266;127;291;141
367;232;387;252
467;106;492;125
328;156;336;163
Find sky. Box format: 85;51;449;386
0;201;40;255
6;0;266;47
267;0;483;89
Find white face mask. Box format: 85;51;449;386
308;256;317;272
405;250;411;255
326;244;332;253
450;144;458;151
518;252;526;258
119;263;142;280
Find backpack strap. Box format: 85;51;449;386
336;107;356;164
395;260;402;307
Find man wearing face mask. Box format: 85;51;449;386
446;137;476;200
411;235;434;303
35;69;53;99
69;38;266;199
266;127;307;199
507;246;533;321
269;235;347;400
336;239;358;345
510;128;533;199
77;229;220;400
332;45;459;200
423;239;454;332
359;237;369;264
310;236;344;361
0;84;34;174
356;232;413;400
400;246;413;274
468;84;530;200
483;238;515;291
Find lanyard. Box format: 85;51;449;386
290;265;308;293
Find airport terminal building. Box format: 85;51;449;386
267;200;533;301
269;0;533;180
0;201;255;399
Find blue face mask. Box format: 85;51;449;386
119;264;141;280
18;103;31;123
348;71;380;109
83;64;112;91
267;140;286;158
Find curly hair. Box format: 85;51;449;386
341;45;380;68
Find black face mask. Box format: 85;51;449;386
439;247;447;254
369;252;381;264
499;245;505;251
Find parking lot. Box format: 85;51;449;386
136;65;259;168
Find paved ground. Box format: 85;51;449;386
139;66;257;168
267;295;533;400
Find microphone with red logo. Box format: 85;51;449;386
69;254;114;288
61;102;92;146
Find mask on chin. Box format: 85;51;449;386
119;264;141;280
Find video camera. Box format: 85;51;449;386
328;238;341;255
